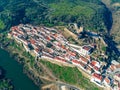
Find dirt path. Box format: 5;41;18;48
63;28;78;39
41;83;56;90
40;57;91;79
77;67;91;79
41;57;75;67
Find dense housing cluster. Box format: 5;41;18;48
8;24;120;90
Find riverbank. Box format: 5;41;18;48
0;33;59;89
0;79;13;90
0;45;40;90
0;66;13;90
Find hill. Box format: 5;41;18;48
0;0;112;32
102;0;120;48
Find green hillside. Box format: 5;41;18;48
0;0;112;32
111;0;120;3
46;0;112;31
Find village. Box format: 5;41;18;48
8;24;120;90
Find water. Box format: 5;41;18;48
0;48;39;90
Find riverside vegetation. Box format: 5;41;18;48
0;33;43;89
0;67;13;90
0;79;13;90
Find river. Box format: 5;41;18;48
0;48;39;90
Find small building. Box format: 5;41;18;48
91;73;103;86
79;61;85;69
72;59;81;66
34;48;40;56
79;56;89;64
93;66;100;74
103;77;111;87
107;64;116;73
114;74;120;82
89;60;101;68
80;45;94;56
111;60;119;65
61;85;68;90
86;66;92;74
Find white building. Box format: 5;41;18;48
103;77;111;87
91;73;103;87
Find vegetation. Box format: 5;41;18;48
40;60;100;90
68;36;78;44
0;20;5;30
48;0;112;31
0;79;13;90
108;0;120;46
0;33;43;87
111;0;120;3
0;0;112;32
0;66;13;90
102;46;106;52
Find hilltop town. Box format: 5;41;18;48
8;24;120;90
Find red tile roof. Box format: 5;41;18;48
72;60;80;64
13;33;18;36
104;77;110;84
11;26;18;31
61;45;66;49
70;52;76;56
83;46;91;51
53;34;58;38
94;66;99;71
110;64;116;71
30;39;36;44
55;57;66;62
35;48;39;53
79;61;85;67
46;36;51;41
86;66;92;71
93;73;102;81
80;56;88;63
116;64;120;68
90;61;97;66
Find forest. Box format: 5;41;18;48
0;0;112;32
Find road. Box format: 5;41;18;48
56;81;80;90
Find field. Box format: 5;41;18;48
40;60;101;90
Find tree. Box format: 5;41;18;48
0;20;5;30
